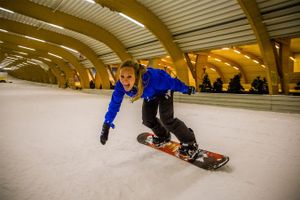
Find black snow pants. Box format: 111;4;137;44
142;91;196;143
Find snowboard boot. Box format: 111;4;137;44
178;141;199;161
177;128;199;160
151;134;171;147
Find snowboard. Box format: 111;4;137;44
137;132;229;170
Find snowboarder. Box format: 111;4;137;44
100;59;198;159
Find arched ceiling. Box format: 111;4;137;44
0;0;300;87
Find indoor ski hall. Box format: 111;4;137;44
1;1;300;200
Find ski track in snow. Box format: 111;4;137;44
1;78;300;200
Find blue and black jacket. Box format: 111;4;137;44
104;68;190;128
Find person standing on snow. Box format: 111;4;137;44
100;59;198;160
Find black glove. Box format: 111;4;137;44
186;86;195;95
100;122;110;145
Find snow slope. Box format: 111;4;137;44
1;79;300;200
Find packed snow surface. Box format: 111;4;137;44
1;79;300;200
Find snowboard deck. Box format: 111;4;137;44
137;132;229;170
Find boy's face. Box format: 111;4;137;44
119;67;136;91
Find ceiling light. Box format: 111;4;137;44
47;23;64;29
31;59;43;63
0;28;8;32
25;35;46;43
289;56;295;62
0;7;14;14
222;47;230;50
233;66;239;70
0;40;3;43
233;50;241;54
210;68;216;71
14;55;23;58
224;62;231;66
27;61;38;65
261;65;266;68
18;45;35;51
252;59;259;64
14;51;28;55
60;45;79;53
48;52;62;59
214;58;221;62
3;68;12;71
39;57;52;62
119;13;144;28
85;0;95;3
6;56;18;60
18;63;27;67
244;55;250;59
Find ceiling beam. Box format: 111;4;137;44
1;43;75;87
233;46;263;65
12;64;30;80
25;64;50;83
5;59;45;82
95;0;191;84
5;59;26;69
237;0;279;94
17;65;45;82
0;18;110;89
209;53;248;83
206;63;224;81
0;0;131;61
0;48;63;85
0;31;91;88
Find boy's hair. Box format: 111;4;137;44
120;59;147;102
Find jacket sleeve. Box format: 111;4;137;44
104;81;125;128
156;70;189;93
